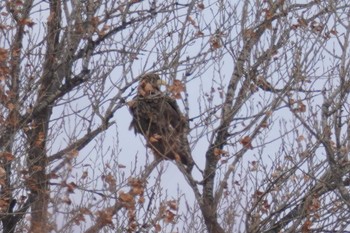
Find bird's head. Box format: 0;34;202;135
137;73;166;97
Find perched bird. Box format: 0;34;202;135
128;73;193;171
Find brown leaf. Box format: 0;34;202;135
168;80;185;99
66;182;77;193
20;18;35;27
138;196;145;204
74;213;85;225
0;48;8;62
195;30;204;37
97;210;113;225
118;191;134;204
80;207;93;215
7;103;15;111
301;219;312;233
90;16;100;29
297;18;308;27
197;3;205;10
210;36;221;49
167;200;178;211
250;161;259;171
128;178;143;187
34;132;45;147
297;135;305;142
298;101;306;112
256;77;273;91
164;210;176;223
213;148;228;157
243;28;256;39
67;149;79;159
240;136;253;149
104;173;116;191
80;171;88;180
293;101;306;113
48;172;59;179
187;16;197;28
130;186;144;196
118;164;126;169
0;198;9;209
62;196;72;205
154;224;161;232
254;190;264;198
118;191;135;208
0;152;14;161
330;29;338;35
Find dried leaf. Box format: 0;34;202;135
210;36;221;49
154;224;161;232
243;28;256;39
213;148;228;157
0;48;8;62
240;136;253;149
74;213;85;225
90;16;100;29
80;171;88;180
34;132;45;147
330;29;338;35
250;161;259;171
130;186;144;196
62;196;72;205
187;16;197;28
256;77;273;91
0;152;14;161
66;182;77;193
80;207;92;215
118;164;126;169
97;210;113;225
301;219;312;233
48;172;59;179
67;149;79;159
118;191;134;204
167;200;178;211
195;30;204;37
168;80;185;99
297;18;308;27
20;18;35;27
297;135;305;142
254;190;264;198
138;196;145;204
104;173;116;191
197;3;205;10
164;210;175;223
298;101;306;112
7;103;15;111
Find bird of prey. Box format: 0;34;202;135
128;73;193;171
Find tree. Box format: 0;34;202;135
1;0;350;232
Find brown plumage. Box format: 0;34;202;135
128;73;193;171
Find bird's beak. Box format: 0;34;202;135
157;79;167;86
